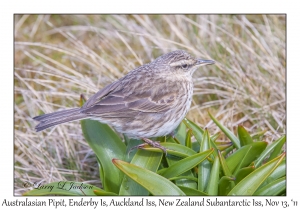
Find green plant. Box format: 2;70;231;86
24;110;286;196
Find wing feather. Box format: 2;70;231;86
82;74;178;115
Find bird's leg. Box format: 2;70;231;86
128;143;148;156
142;138;168;154
128;137;168;155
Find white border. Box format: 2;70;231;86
2;0;297;209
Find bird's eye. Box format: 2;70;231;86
181;64;188;69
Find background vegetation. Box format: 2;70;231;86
14;14;286;195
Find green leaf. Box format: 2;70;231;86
218;176;235;196
169;176;198;182
165;136;198;189
23;181;103;196
209;138;219;158
198;129;212;192
141;142;196;157
185;129;193;148
166;155;197;189
228;153;285;195
208;111;241;149
268;158;286;180
206;156;220;195
235;166;255;184
166;135;178;143
251;129;267;140
178;186;208;196
211;132;220;142
268;136;286;161
174;121;187;145
79;94;87;107
184;118;204;144
222;145;234;156
260;159;286;188
218;150;232;177
226;142;267;173
119;149;163;195
192;141;200;152
113;159;185;195
159;148;214;179
165;130;198;190
214;141;233;151
232;145;252;175
254;135;286;167
200;129;211;151
218;150;235;193
253;176;286;196
237;125;253;146
81;119;126;194
93;189;118;196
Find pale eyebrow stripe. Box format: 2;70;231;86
170;59;195;67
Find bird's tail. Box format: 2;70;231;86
33;108;88;132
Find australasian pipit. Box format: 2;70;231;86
33;50;215;151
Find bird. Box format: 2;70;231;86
33;50;215;151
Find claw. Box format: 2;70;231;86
127;138;168;156
128;143;148;157
141;138;168;155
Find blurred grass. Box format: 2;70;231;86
14;14;285;195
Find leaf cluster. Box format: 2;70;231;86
24;111;285;196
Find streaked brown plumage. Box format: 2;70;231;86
34;50;215;140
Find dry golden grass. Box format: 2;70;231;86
14;14;285;195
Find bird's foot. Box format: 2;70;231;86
142;138;168;155
128;138;167;155
128;143;148;156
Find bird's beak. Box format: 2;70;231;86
196;59;215;66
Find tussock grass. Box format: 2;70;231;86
14;14;285;195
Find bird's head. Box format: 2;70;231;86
151;50;215;78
